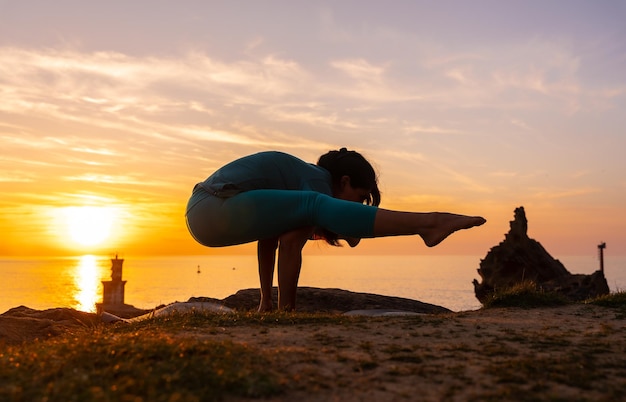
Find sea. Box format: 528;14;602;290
1;254;624;314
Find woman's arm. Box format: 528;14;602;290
257;237;278;312
276;226;314;310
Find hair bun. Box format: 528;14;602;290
339;147;348;153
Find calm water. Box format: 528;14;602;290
1;254;623;314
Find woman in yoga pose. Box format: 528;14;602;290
185;148;485;311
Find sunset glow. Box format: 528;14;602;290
1;2;625;257
72;254;102;312
62;206;117;247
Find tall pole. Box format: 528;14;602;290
598;242;606;273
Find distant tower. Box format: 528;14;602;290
598;242;606;273
101;254;127;305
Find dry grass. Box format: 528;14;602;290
2;298;626;401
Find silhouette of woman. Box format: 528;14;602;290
186;148;485;311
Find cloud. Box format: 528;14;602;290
0;47;320;151
0;173;35;183
70;147;117;156
0;44;622;207
488;171;520;178
331;58;386;80
510;119;532;131
531;187;601;200
62;173;162;186
444;66;476;86
402;123;465;136
261;103;361;131
0;42;617;146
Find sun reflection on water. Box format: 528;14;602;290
73;255;101;312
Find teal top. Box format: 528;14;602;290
197;151;333;198
186;151;378;246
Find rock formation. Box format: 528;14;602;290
192;287;451;314
2;288;449;345
473;206;609;303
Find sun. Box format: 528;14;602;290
63;206;117;247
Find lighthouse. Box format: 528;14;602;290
97;254;146;318
101;254;127;306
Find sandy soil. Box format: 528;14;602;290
181;304;626;401
2;294;624;401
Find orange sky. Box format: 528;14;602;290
1;2;625;258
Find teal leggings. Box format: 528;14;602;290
185;187;378;247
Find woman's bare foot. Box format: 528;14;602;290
420;213;486;247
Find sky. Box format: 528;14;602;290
1;0;625;258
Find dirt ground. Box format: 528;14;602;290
2;293;625;401
183;304;626;401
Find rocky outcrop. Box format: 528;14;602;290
1;288;449;345
0;306;100;345
191;287;451;314
473;206;609;303
98;303;150;319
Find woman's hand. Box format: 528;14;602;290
342;236;361;247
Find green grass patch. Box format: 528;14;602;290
0;327;282;402
0;310;369;402
484;352;600;389
0;313;308;401
586;291;626;308
482;281;570;309
122;309;358;333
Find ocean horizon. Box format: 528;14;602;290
1;254;623;314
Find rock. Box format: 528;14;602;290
541;271;611;301
0;306;100;345
97;303;150;319
1;288;449;345
473;206;609;303
194;287;450;314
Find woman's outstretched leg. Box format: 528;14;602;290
187;189;484;248
373;209;486;247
